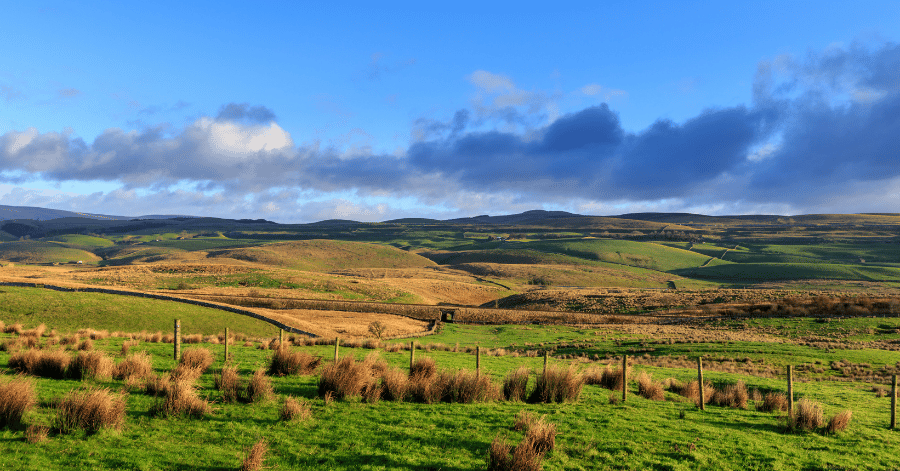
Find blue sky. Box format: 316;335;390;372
1;1;899;222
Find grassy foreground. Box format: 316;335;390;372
0;324;898;470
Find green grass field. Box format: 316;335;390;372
0;287;278;337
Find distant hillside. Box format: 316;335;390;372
0;205;132;221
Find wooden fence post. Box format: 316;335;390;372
224;327;229;363
788;365;794;417
892;374;897;430
410;341;415;370
622;354;628;403
173;319;181;362
476;346;481;377
279;329;284;348
697;357;705;411
543;351;549;374
333;337;340;362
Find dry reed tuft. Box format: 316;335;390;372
25;423;49;443
268;347;321;376
379;367;410;402
280;396;311;422
443;369;499;403
71;351;114;381
409;357;437;378
76;339;94;351
53;387;126;434
318;356;376;401
4;323;24;335
152;380;210;418
487;415;555;471
408;370;449;404
384;343;402;353
826;410;852;434
584;364;631;391
522;416;557;455
513;409;537;431
178;347;213;372
710;381;749;409
503;366;531;402
245;368;274;403
120;340;140;356
757;392;789;413
9;349;71;379
240;439;268;471
790;398;825;431
113;352;154;383
527;365;583;404
215;365;242;403
0;376;37;428
169;365;204;383
636;372;665;401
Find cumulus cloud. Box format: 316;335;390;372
2;43;900;221
215;103;277;123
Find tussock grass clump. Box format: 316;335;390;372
71;351;114;381
379;367;410;402
215;365;242;403
514;410;537;431
636;372;665;401
710;381;749;409
409;371;449;404
240;439;268;471
827;410;852;434
120;340;140;356
790;398;824;431
25;423;49;443
169;365;205;383
178;347;213;372
9;349;71;379
318;356;376;401
503;366;531;402
0;376;37;429
488;414;557;471
22;323;47;338
527;365;583;404
584;364;630;391
672;380;715;406
54;387;126;434
268;347;322;376
280;396;311;422
757;392;789;412
384;343;402;353
76;339;94;351
4;323;24;335
152;380;210;418
444;370;499;403
245;368;274;403
113;352;154;384
409;357;437;378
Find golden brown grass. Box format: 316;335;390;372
379;367;410;402
215;365;242;403
268;346;321;376
527;365;582;404
636;371;665;401
409;357;437;379
318;356;376;401
826;410;852;434
488;413;557;471
152;379;210;418
0;376;36;428
790;398;824;431
757;392;789;413
53;387;126;434
584;364;630;392
280;396;311;422
710;381;749;409
71;351;114;381
25;423;49;443
503;366;531;402
9;349;71;379
76;339;94;351
240;439;268;471
113;352;154;384
245;368;274;403
178;347;213;372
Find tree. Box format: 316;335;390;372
368;321;386;339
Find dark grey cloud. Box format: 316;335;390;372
0;42;898;218
215;103;276;123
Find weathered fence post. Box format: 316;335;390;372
333;337;340;362
410;341;415;370
174;319;181;362
788;365;794;417
279;329;284;348
622;354;628;403
697;357;705;411
476;346;481;377
892;374;897;430
224;327;229;363
543;351;549;374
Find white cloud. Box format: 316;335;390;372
467;70;516;93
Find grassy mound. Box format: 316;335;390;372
0;241;101;264
207;240;437;272
0;286;278;337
